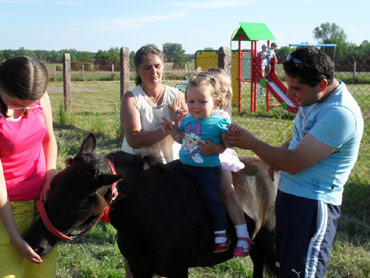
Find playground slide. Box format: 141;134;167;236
265;71;299;113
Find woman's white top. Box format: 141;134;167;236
121;85;181;163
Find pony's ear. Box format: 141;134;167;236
79;133;96;154
97;174;122;187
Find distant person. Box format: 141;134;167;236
266;42;278;77
268;42;278;62
226;46;363;278
258;44;269;77
0;56;58;277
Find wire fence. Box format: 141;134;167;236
46;51;369;184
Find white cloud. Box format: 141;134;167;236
171;0;258;9
0;0;81;6
90;11;188;32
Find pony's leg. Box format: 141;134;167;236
167;268;188;278
250;239;265;278
129;265;152;278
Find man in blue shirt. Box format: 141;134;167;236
226;46;363;278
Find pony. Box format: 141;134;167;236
24;133;278;278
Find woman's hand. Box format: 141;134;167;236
11;236;43;264
39;170;56;202
158;117;175;134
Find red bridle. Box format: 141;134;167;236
37;159;118;241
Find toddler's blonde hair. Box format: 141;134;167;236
207;68;232;110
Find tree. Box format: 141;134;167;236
162;43;185;63
313;22;348;57
0;51;5;62
275;46;290;63
313;22;347;43
358;40;370;56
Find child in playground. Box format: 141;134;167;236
258;45;270;78
268;42;278;62
201;68;251;257
162;72;232;253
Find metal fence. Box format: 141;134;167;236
46;49;369;184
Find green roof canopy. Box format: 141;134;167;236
231;22;275;41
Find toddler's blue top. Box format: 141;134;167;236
179;114;230;167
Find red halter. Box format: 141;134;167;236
37;159;118;240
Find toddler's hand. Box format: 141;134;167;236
227;123;243;133
169;97;186;123
198;140;223;156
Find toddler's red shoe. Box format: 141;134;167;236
233;237;253;257
212;233;230;253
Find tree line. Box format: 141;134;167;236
1;23;369;70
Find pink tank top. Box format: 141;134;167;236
0;100;46;201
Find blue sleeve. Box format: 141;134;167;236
310;107;357;148
217;117;231;133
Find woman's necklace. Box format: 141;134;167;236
152;90;163;105
147;87;165;107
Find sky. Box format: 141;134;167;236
1;0;369;54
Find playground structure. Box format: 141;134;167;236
195;22;299;113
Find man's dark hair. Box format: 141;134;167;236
283;46;334;87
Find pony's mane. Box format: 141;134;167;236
105;151;161;169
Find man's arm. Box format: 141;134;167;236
226;125;335;174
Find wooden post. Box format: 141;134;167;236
82;64;85;82
218;46;232;115
111;64;115;73
63;53;72;113
120;47;130;99
53;64;57;82
353;61;357;81
185;63;188;80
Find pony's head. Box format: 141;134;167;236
24;133;121;257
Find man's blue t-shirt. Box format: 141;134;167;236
178;114;230;167
279;80;364;205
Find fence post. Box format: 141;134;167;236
218;46;232;115
185;63;188;80
82;64;85;82
120;47;130;99
53;64;57;82
353;61;357;81
63;53;72;113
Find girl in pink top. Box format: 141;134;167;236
0;56;58;277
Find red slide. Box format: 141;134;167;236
265;70;299;113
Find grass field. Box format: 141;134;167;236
47;79;369;278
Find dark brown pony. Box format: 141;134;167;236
25;133;278;278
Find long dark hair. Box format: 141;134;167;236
0;56;48;116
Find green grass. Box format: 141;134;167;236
49;79;369;277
